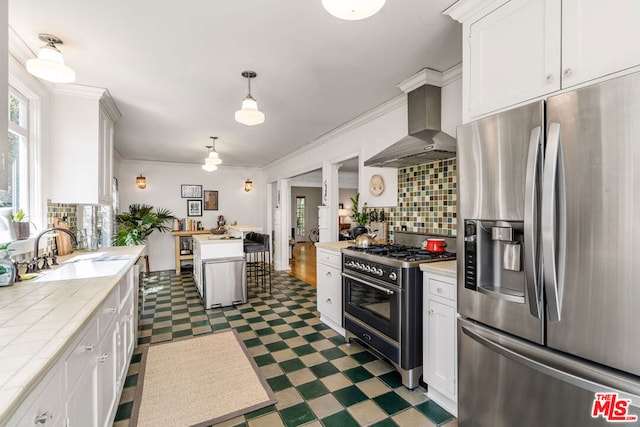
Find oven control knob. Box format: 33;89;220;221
389;272;397;280
356;262;362;270
365;265;372;272
376;268;383;276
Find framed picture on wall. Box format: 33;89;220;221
181;184;202;198
204;190;219;210
187;199;202;217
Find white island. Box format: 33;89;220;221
192;234;246;309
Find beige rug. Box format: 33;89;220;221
130;331;277;427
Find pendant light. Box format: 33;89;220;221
202;137;222;172
235;71;265;126
136;174;147;189
321;0;386;21
26;33;76;83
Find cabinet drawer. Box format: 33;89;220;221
316;263;342;323
98;289;119;338
428;277;455;302
66;319;99;388
317;249;341;267
11;367;63;427
119;275;133;311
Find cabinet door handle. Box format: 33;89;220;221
84;344;94;352
563;68;573;78
326;271;331;277
546;74;554;82
98;353;109;363
34;411;52;424
429;309;435;315
437;287;443;293
326;298;332;304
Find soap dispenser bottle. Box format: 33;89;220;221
0;247;15;287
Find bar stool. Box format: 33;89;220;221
244;233;271;293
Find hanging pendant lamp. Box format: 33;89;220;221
235;71;265;126
202;137;222;172
322;0;386;21
26;33;76;83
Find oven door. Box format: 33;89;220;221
343;272;401;342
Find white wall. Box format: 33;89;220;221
117;159;264;271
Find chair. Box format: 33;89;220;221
243;233;271;293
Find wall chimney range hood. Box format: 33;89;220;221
365;84;456;168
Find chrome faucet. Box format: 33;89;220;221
30;227;78;272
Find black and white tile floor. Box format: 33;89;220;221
113;270;457;427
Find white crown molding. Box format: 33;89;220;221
50;84;122;121
443;0;509;23
442;63;463;86
397;68;443;93
8;26;36;67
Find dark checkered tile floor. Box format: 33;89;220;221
113;270;457;427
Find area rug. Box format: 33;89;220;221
130;331;277;427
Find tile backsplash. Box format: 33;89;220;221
371;158;457;241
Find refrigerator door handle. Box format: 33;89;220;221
524;126;543;318
461;321;640;408
542;122;567;321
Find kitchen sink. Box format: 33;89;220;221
34;255;133;282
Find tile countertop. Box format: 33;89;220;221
419;260;457;278
0;245;145;425
315;241;354;252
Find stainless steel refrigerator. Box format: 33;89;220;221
456;72;640;426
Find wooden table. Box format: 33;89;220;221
171;230;211;273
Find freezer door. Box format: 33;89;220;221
458;318;640;427
457;101;544;344
546;72;640;376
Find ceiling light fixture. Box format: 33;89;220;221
235;71;265;126
26;33;76;83
136;174;147;189
202;137;222;172
244;179;254;192
321;0;386;20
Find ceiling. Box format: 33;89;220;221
8;1;461;168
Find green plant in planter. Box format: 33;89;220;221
114;204;176;246
350;193;369;226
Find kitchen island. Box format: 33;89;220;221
0;245;144;427
192;234;245;308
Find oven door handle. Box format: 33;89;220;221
342;272;396;295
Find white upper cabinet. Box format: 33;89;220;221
561;0;640;88
49;86;121;204
447;0;640;121
468;0;560;118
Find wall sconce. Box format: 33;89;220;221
244;179;254;192
136;174;147;189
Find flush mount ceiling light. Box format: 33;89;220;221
136;174;147;189
244;179;254;192
235;71;265;126
26;33;76;83
202;137;222;172
321;0;386;20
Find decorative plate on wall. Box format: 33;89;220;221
369;174;385;196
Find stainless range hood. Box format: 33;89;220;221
365;84;456;168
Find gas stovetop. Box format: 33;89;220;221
343;244;456;268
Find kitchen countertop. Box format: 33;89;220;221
419;260;457;278
0;245;144;425
192;234;243;244
315;241;354;252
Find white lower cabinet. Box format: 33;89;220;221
7;265;139;427
316;247;345;336
423;270;457;416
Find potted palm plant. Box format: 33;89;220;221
114;204;176;246
350;193;369;238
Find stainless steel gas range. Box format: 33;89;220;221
341;232;456;390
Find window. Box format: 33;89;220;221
4;88;29;213
296;196;305;235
